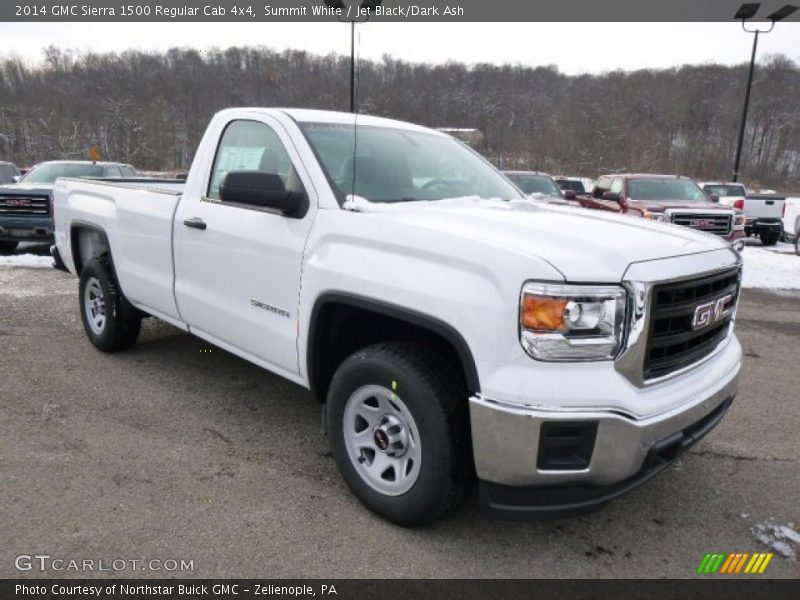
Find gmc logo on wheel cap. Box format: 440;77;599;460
692;294;734;330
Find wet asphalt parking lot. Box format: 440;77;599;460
1;247;798;578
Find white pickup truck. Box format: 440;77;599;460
700;182;785;246
54;108;742;525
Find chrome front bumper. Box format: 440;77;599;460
469;367;739;489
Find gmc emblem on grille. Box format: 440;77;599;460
689;218;714;227
6;198;31;207
692;294;733;330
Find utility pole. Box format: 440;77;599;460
731;3;798;182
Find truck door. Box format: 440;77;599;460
173;117;315;377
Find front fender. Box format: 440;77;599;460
297;209;566;386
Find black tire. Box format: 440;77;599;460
79;256;141;352
326;342;469;526
0;241;19;254
795;232;800;256
759;231;780;246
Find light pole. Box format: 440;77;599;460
731;3;798;182
325;1;383;113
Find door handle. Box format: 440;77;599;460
183;217;207;230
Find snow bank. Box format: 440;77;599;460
740;242;800;290
0;254;53;269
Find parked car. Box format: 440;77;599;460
55;108;742;525
503;170;576;203
0;161;21;185
699;182;785;246
579;174;745;249
0;160;136;253
554;175;593;195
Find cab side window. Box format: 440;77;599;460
207;120;304;201
610;178;624;195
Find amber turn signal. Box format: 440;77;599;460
521;295;568;332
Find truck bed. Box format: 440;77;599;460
54;177;185;323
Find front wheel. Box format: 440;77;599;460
326;342;469;526
795;232;800;256
79;257;141;352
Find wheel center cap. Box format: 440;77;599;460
373;429;390;451
372;414;408;457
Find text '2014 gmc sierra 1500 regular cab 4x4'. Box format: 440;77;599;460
55;108;742;525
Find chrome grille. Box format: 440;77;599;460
0;195;50;216
670;212;732;236
644;268;740;380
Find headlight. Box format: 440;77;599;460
520;283;627;361
734;214;745;229
643;211;667;222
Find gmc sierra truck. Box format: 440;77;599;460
0;160;136;253
699;182;785;246
579;174;746;250
54;109;743;525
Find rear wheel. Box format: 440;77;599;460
795;231;800;256
0;241;19;254
326;342;469;526
760;230;780;246
79;256;141;352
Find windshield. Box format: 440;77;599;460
505;174;562;197
702;184;746;198
22;163;105;184
628;178;708;202
300;123;522;203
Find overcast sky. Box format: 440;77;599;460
0;22;798;73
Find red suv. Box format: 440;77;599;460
579;174;745;248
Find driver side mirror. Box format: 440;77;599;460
602;191;621;202
563;190;577;200
709;194;720;203
220;171;306;216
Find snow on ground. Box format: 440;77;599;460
740;241;800;290
751;520;800;559
0;253;53;269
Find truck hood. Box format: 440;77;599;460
343;196;729;282
0;182;54;195
627;199;732;212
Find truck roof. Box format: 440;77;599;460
600;173;694;180
502;170;553;176
216;108;448;137
34;160;130;166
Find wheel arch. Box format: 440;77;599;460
70;221;111;275
306;293;480;403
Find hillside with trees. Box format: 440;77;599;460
1;46;798;190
